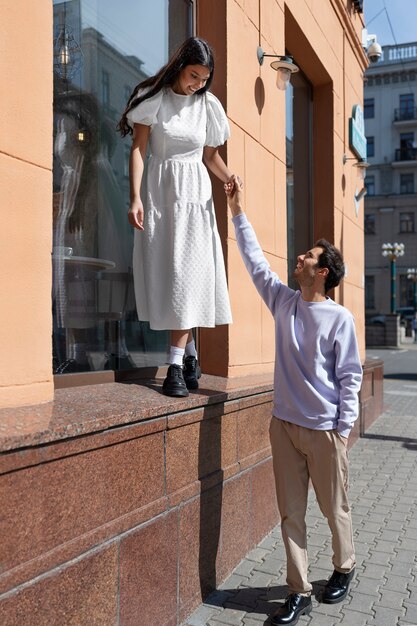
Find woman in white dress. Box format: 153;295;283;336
118;37;241;397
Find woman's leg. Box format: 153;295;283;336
185;330;197;358
162;329;191;397
170;329;191;350
167;329;190;366
183;329;201;389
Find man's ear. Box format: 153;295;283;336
317;266;329;279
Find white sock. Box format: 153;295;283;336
168;346;185;366
185;339;197;359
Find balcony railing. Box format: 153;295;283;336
394;108;417;121
395;147;417;161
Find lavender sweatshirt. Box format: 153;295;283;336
233;213;363;437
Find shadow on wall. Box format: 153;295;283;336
254;76;265;115
199;404;223;597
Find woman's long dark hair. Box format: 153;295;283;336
117;37;214;137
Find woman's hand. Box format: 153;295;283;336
128;198;144;230
225;174;243;197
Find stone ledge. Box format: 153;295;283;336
0;373;274;453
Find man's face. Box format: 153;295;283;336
293;246;325;287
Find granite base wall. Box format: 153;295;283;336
359;359;384;436
0;361;384;626
0;387;278;626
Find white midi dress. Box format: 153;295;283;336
126;87;233;330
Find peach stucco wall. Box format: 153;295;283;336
0;1;53;407
200;0;367;376
1;0;367;406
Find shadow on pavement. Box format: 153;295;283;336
204;579;328;623
384;373;417;381
362;433;417;449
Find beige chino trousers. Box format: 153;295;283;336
269;417;355;595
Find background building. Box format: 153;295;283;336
364;42;417;318
1;2;382;624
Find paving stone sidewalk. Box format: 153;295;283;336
183;378;417;626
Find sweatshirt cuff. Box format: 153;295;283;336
337;423;353;438
231;213;248;226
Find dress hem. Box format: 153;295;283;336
139;319;233;331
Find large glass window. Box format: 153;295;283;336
365;214;376;234
400;212;415;233
52;0;193;376
364;98;374;119
400;275;414;307
365;276;375;309
366;136;374;158
400;93;414;119
285;69;313;289
399;132;414;161
400;173;414;194
365;175;375;196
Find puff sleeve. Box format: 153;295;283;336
205;91;230;147
126;89;163;128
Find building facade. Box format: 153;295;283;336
1;2;381;624
364;42;417;317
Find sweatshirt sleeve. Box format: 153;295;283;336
232;213;294;313
334;315;363;437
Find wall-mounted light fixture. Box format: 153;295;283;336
257;47;299;91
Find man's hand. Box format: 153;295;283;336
225;174;244;217
337;432;348;446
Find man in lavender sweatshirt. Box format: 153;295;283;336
226;177;363;626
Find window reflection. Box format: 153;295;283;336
285;69;313;290
52;0;193;374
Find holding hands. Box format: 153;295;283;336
224;174;244;217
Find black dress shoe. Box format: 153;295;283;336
322;568;355;604
162;364;189;397
183;355;201;389
271;593;312;625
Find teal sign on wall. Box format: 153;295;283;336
349;104;367;161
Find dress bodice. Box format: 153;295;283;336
149;90;206;162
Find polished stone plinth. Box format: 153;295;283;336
0;374;277;625
0;362;384;625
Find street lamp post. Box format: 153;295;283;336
407;267;417;312
381;242;405;314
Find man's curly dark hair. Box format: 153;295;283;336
315;239;345;293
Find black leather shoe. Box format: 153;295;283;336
322;568;355;604
271;593;312;625
162;364;189;397
183;355;201;389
